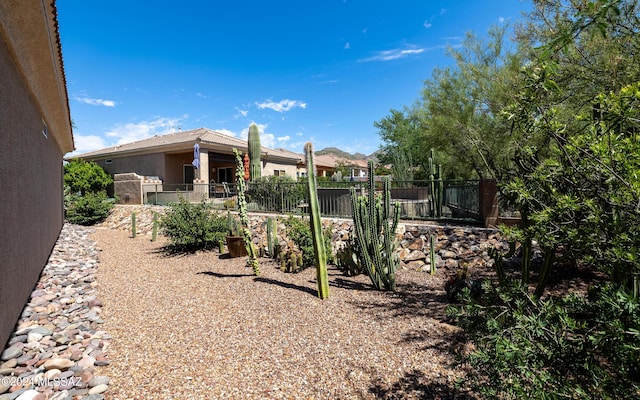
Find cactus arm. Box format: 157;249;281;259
304;142;330;299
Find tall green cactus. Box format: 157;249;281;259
131;211;137;238
234;148;260;275
248;123;262;181
151;211;158;242
428;148;444;218
266;217;278;258
304;142;330;299
349;160;401;291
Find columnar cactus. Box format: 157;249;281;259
248;123;262;181
131;211;137;238
304;142;330;299
349;160;400;291
234;148;260;275
266;217;278;258
429;148;443;217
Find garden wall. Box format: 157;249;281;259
99;205;509;274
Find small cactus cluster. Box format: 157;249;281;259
349;160;401;291
279;249;304;273
335;240;363;277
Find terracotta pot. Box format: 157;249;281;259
226;236;248;258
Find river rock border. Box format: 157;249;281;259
102;205;509;275
0;225;110;400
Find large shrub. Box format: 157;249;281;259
247;175;305;213
448;282;640;399
64;191;114;226
64;159;114;225
160;197;228;252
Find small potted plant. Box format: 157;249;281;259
226;210;247;258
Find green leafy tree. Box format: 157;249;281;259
449;1;640;397
63;159;114;225
376;25;524;180
64;159;112;195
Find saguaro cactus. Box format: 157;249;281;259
349;160;401;291
248;123;262;181
131;211;137;238
304;142;330;299
234;148;260;275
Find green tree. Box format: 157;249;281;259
449;1;640;397
376;25;524;180
63;159;114;225
64;159;112;195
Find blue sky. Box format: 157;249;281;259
57;1;531;157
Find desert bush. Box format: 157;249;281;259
64;191;114;226
160;197;228;252
447;282;640;399
282;215;332;271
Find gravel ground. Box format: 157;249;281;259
92;227;473;400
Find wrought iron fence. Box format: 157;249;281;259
142;179;482;222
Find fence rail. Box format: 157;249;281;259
142;179;482;223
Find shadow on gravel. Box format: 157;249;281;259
330;277;372;291
253;276;317;296
197;271;253;278
369;369;476;400
349;282;451;321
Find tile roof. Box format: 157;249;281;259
70;128;303;162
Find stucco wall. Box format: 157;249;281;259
262;160;298;178
0;38;65;349
94;153;165;181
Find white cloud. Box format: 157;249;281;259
277;135;290;142
196;92;207;99
255;99;307;113
76;97;116;107
359;47;426;62
423;21;432;28
498;16;505;23
71;134;108;155
105;116;185;145
233;107;249;119
344;42;351;50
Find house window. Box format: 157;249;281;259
218;167;234;183
105;159;113;165
274;170;286;177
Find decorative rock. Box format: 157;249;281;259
88;376;110;387
14;389;41;400
43;358;74;371
0;359;17;369
88;384;108;395
1;347;22;361
404;250;427;262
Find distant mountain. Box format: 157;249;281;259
316;147;375;161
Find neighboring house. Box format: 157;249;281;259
69;128;304;202
313;154;368;180
0;1;74;349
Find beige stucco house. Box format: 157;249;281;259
0;1;74;349
69;128;304;203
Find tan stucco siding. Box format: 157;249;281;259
0;33;66;349
92;153;166;180
261;160;298;178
